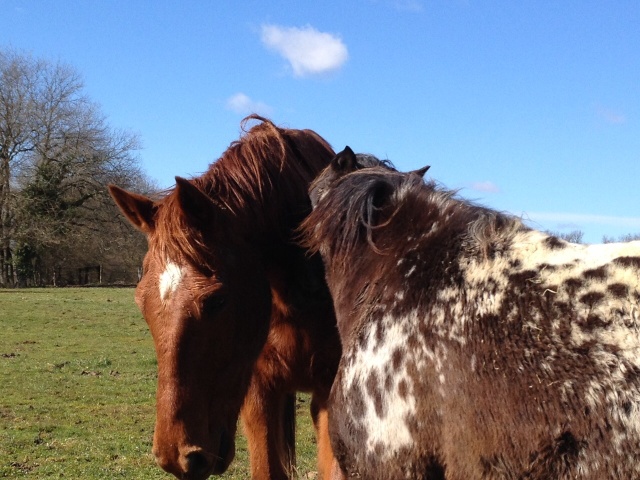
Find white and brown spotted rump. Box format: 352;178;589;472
301;147;640;479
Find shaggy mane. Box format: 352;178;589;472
152;115;334;268
301;165;526;263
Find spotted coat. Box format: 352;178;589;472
301;156;640;480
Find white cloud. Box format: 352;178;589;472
225;93;272;116
261;24;348;77
469;181;500;193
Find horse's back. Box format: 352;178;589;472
335;233;640;478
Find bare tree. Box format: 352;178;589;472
546;230;584;244
1;48;148;286
0;49;38;284
603;233;640;243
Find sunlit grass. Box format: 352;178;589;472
0;288;318;479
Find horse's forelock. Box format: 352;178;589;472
151;193;213;270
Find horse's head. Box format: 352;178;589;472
304;150;430;344
309;146;428;208
109;178;272;479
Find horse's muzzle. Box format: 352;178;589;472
183;450;215;479
153;429;234;480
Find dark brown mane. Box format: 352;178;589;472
302;166;526;263
153;115;334;268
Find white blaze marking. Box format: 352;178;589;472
159;262;184;301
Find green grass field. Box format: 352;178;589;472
0;288;318;479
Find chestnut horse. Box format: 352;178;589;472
108;116;341;480
302;147;640;479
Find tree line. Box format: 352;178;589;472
0;48;152;287
549;231;640;244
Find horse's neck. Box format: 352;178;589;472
262;239;331;320
205;166;330;315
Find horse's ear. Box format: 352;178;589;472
410;165;430;178
108;184;157;234
331;146;358;173
174;176;221;229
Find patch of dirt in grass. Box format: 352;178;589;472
9;460;39;474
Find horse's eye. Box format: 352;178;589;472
202;294;226;313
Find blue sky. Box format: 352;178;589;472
3;1;639;243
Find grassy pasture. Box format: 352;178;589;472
0;288;318;479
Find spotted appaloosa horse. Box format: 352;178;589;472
302;147;640;479
108;116;342;480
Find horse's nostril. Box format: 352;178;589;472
184;451;212;478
